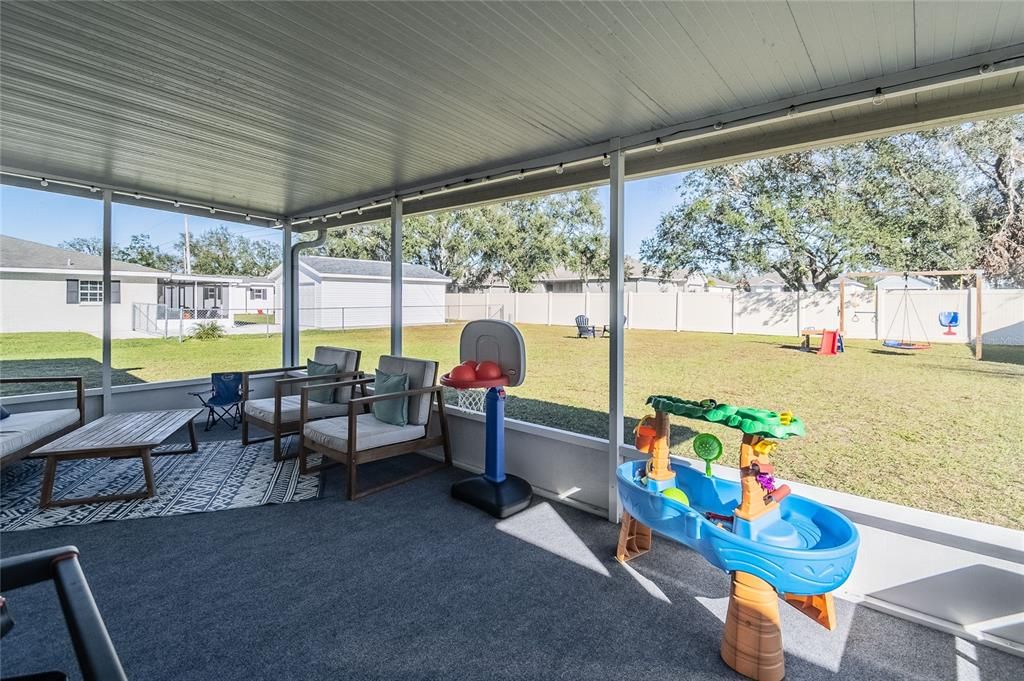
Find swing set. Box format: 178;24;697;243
838;269;984;360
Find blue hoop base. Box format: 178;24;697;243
451;474;533;519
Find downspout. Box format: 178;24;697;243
287;227;328;365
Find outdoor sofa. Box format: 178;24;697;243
0;376;85;469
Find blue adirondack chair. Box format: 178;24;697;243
575;315;598;338
189;372;245;431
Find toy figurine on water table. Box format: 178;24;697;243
441;320;532;518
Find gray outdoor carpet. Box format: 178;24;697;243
0;437;319;531
2;463;1022;681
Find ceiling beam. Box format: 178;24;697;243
0;169;283;228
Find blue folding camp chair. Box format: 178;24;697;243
189;372;245;431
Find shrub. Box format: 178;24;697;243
190;321;226;340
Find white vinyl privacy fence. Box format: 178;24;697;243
447;289;1024;345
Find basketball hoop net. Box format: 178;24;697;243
445;386;487;413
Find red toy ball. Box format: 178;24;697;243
450;364;477;383
475;361;502;380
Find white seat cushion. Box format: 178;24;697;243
303;413;425;452
0;408;80;458
244;396;347;424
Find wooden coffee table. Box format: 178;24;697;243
32;409;204;509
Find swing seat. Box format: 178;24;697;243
882;340;930;350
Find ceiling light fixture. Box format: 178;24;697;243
654;138;664;152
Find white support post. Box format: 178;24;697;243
795;290;802;335
731;288;737;335
675;289;682;332
514;292;520;323
102;189;112;414
281;220;293;365
607;138;625;523
875;289;883;341
390;197;403;356
547;291;553;325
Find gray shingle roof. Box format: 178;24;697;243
299;256;448;281
0;235;166;274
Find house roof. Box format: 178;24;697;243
298;256;448;282
747;275;785;287
0;235;165;274
875;275;936;289
537;257;703;284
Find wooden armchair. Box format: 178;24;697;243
0;376;85;469
298;356;452;499
241;347;362;460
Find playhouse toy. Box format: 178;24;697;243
442;320;532;518
616;396;859;681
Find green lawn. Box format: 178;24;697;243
2;326;1022;528
233;313;276;324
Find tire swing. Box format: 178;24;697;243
882;274;931;351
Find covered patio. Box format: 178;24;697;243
1;2;1022;679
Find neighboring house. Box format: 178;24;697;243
0;234;163;336
0;235;279;338
875;275;936;291
158;274;277;319
742;274;867;293
267;256;450;329
832;278;867;292
534;257;710;294
746;274;787;292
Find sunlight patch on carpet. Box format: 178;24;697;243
496;501;609;576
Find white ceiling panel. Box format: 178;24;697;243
1;1;1021;217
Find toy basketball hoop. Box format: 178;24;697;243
442;320;532;518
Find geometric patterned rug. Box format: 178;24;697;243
0;437;321;532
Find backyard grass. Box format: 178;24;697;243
233;313;276;324
2;325;1021;528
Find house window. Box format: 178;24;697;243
204;286;218;301
249;287;267;300
79;280;103;303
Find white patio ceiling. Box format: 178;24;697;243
1;1;1023;227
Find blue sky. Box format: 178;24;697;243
0;172;687;257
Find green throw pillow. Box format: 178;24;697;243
372;370;409;426
306;358;338;403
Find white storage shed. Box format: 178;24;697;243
269;256;449;330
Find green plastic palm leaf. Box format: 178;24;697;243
693;433;723;477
